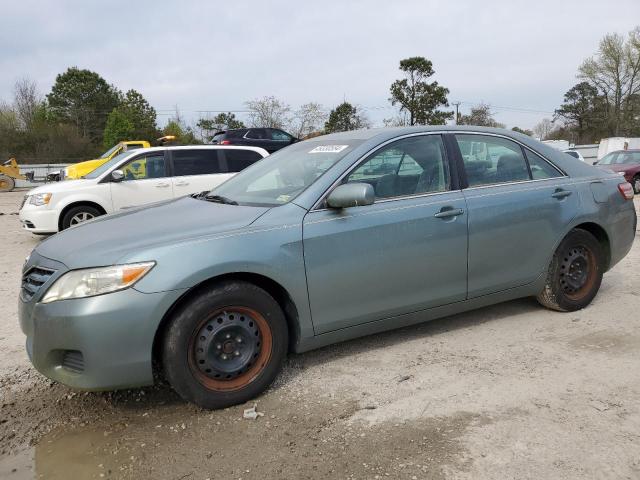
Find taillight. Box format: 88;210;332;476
220;140;232;145
618;182;634;200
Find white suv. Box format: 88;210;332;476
19;145;268;234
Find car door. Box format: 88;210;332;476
109;151;174;210
170;148;226;196
453;133;579;298
303;134;468;334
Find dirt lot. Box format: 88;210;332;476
1;189;639;479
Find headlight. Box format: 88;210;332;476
41;262;155;303
29;193;52;206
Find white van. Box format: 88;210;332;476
19;145;268;234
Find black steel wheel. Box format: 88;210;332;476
537;228;604;312
162;281;288;409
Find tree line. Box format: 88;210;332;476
1;25;638;164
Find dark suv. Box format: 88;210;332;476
211;128;297;153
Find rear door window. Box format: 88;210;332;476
456;134;530;186
245;129;269;140
172;149;224;176
223;149;264;173
270;129;293;141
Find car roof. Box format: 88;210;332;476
124;145;269;156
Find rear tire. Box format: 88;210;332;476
633;175;640;194
61;205;102;230
162;281;288;409
0;175;15;192
536;228;604;312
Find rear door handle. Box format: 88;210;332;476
434;207;465;219
155;182;170;188
551;189;572;199
175;181;189;186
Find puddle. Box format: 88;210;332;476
1;426;131;479
0;396;471;479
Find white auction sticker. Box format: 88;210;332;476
308;145;349;153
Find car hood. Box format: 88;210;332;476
27;178;98;195
598;164;634;173
35;196;270;269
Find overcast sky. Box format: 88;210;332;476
2;0;639;130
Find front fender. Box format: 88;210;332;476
124;204;315;342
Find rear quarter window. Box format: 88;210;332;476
223;150;263;173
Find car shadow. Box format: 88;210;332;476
285;296;542;373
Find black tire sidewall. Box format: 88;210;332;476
633;175;640;194
61;205;101;230
549;229;604;311
162;281;288;409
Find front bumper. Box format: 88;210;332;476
19;205;59;234
19;285;187;391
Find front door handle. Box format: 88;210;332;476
174;181;189;186
155;182;170;188
552;189;572;199
434;207;465;219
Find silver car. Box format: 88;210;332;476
19;126;636;409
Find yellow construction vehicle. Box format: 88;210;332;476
0;158;25;192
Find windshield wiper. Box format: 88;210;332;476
203;194;238;205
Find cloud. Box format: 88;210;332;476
1;0;639;129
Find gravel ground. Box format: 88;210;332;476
1;190;639;479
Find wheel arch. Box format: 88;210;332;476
572;221;611;271
58;201;108;230
151;272;301;377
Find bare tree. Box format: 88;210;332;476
245;96;291;129
533;118;554;140
289;102;326;138
13;78;41;131
579;26;640;135
457;103;505;128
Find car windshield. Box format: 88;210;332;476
597;151;640;165
83;151;133;179
99;144;121;159
209;140;363;206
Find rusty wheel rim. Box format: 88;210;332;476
559;244;597;301
188;306;272;392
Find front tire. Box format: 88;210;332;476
633;175;640;194
162;281;288;409
61;205;102;230
537;228;604;312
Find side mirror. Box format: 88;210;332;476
111;170;125;182
327;183;375;209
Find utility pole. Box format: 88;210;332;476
452;102;461;125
